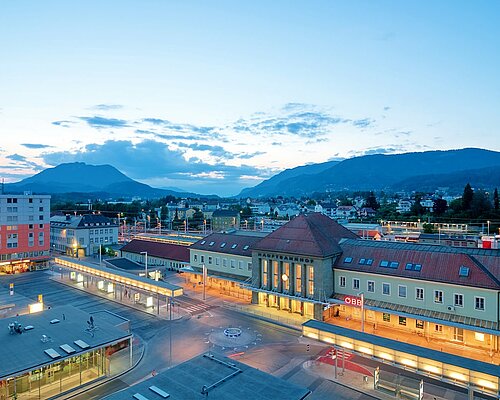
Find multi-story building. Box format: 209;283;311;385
0;194;51;273
249;213;358;319
50;214;118;257
249;213;500;396
188;231;265;299
211;210;240;232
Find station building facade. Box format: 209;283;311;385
248;213;358;320
0;194;51;274
188;231;265;300
248;213;500;357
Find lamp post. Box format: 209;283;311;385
487;220;490;236
169;296;174;367
99;245;102;266
359;292;365;333
140;251;148;279
202;263;207;301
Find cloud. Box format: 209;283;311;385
78;116;129;128
352;118;374;128
91;104;124;111
7;154;26;162
230;104;351;139
52;120;75;128
383;106;391;111
42;139;269;186
21;143;52;149
177;142;235;159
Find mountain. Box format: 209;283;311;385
238;148;500;197
239;160;340;198
4;162;211;199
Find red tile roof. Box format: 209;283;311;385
120;240;190;263
336;239;500;289
253;213;358;258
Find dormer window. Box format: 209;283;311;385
231;244;238;249
220;242;226;248
459;266;470;277
344;257;353;263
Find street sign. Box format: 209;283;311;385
9;283;14;296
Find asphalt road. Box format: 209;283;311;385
0;271;380;400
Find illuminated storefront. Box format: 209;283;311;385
0;306;132;400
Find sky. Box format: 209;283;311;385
0;1;499;197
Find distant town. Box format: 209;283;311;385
1;179;499;399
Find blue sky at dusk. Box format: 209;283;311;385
1;1;499;196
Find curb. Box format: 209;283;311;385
221;304;303;332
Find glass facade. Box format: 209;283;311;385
0;340;130;400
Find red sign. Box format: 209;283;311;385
344;295;362;307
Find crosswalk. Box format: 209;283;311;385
182;302;216;315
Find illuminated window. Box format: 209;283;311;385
382;313;390;322
399;316;406;326
416;320;424;329
283;262;290;291
295;264;302;295
261;259;268;287
272;261;279;288
475;332;485;342
307;265;314;297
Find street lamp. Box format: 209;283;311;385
202;263;207;301
487;220;490;236
140;251;148;279
358;292;365;333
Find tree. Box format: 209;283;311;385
462;183;473;211
470;189;491;218
432;198;448;216
411;194;424;216
494;188;499;210
422;223;435;234
364;191;380;210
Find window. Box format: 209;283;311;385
243;245;249;250
414;264;422;271
433;290;443;303
222;258;228;267
475;296;485;311
344;257;353;263
382;283;390;295
366;259;374;265
454;293;464;307
231;260;236;269
272;261;279;288
220;242;226;248
416;288;424;301
435;324;443;332
339;276;346;288
283;262;290;291
382;313;391;322
358;258;366;265
307;265;314;297
194;254;198;262
459;266;470;277
389;261;399;269
208;256;212;265
261;259;268;287
399;316;407;326
398;285;407;298
367;281;375;292
475;332;485;342
247;262;252;271
200;255;205;263
209;241;215;246
353;278;360;290
405;263;412;270
295;264;302;295
416;320;424;329
215;257;220;266
380;260;389;267
231;244;238;249
238;261;243;269
200;240;206;245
